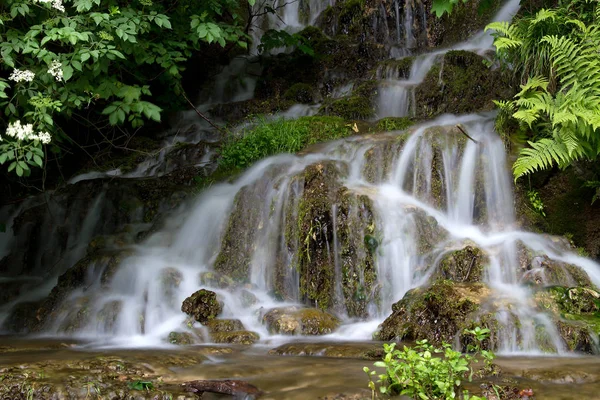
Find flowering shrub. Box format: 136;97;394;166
0;0;255;177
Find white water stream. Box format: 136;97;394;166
2;0;599;356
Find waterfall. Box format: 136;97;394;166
8;111;596;355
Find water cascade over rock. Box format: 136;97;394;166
1;0;600;358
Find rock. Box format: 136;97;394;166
168;331;196;345
211;331;260;345
199;271;234;289
181;289;223;324
518;243;593;287
161;267;183;306
206;319;245;333
240;289;259;308
262;307;340;335
375;280;491;345
437;244;488;282
96;300;122;332
1;301;41;333
269;342;384;359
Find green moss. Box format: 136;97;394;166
374;117;415;132
206;318;245;333
181;289;223;324
321;96;375;120
437;245;487;283
262;306;340;335
211;330;259;345
283;83;314;104
168;331;195;345
218;116;353;170
415;50;511;118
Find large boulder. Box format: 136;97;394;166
181;289;223;324
375;280;491;345
262;306;340;335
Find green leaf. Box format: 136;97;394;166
63;65;74;81
431;0;454;17
33;154;43;167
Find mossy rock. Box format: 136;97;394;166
375;280;491;345
57;296;92;333
414;50;511;119
518;246;594;288
181;289;223;324
262;306;340;335
199;271;235;289
211;330;260;345
168;331;197;345
556;319;599;354
372;58;415;80
320;96;375;120
206;319;245;333
426;0;502;48
283;83;315;104
436;244;488;282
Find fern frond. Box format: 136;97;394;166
513;138;571;179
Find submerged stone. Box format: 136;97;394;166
262;306;340;335
211;331;260;345
181;289;223;324
199;271;235;289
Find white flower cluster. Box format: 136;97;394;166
36;0;65;12
48;60;63;81
4;121;52;144
9;69;35;83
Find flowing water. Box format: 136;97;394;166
1;0;599;365
8;111;595;356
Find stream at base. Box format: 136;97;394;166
1;336;600;399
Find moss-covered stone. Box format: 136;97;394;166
284;83;315;104
320;95;375;120
199;271;235;289
1;301;41;333
415;50;511;119
211;330;260;345
206;318;245;333
168;331;196;345
181;289;223;324
161;267;183;307
372;58;415;80
437;244;488;282
425;0;502;48
375;280;491;345
262;306;340;335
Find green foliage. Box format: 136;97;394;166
127;380;154;391
259;29;314;56
218;116;354;169
488;0;600;182
0;0;253;176
432;0;469;18
527;189;546;217
364;328;493;400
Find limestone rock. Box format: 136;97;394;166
262;306;340;335
181;289;223;324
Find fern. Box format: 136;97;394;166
513;138;571;179
491;0;600;182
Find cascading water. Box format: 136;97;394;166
2;0;600;358
15;111;598;355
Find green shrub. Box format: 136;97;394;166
218;116;353;169
364;327;494;400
